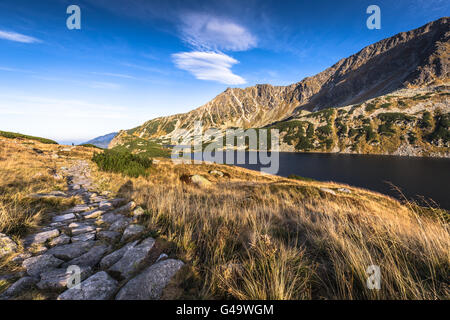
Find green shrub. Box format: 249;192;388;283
79;143;103;149
92;150;152;178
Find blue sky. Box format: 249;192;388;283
0;0;448;143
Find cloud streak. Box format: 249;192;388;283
179;13;257;52
0;30;41;43
172;51;246;85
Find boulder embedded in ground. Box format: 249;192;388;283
47;241;95;261
99;241;138;269
24;229;60;247
63;245;110;268
121;224;145;242
320;187;337;195
61;204;91;214
22;254;64;277
2;276;37;297
115;259;184;300
108;238;155;279
338;188;352;194
97;230;121;243
0;233;18;258
58;271;118;300
36;266;92;290
190;175;212;188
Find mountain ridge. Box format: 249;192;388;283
110;17;449;156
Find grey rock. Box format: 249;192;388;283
109;217;131;232
97;230;121;243
121;224;145;242
0;233;17;258
47;241;95;261
190;175;212;188
37;266;92;290
99;241;138;270
2;276;37;297
52;213;75;223
338;188;352;194
70;223;96;236
108;238;155;280
71;232;96;242
63;245;110;268
24;229;59;247
111;201;136;215
115;259;184;300
132;207;145;217
99;212;123;225
58;271;118;300
49;234;71;247
320;187;337;195
22;254;64;277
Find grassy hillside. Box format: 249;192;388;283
0;131;58;145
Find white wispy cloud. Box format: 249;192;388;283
0;30;41;43
91;72;136;79
172;51;246;85
179;13;257;52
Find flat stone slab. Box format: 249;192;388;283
24;229;60;247
0;233;18;258
62;245;110;268
22;254;64;277
99;241;138;270
58;271;118;300
49;234;71;247
47;241;95;261
52;213;76;223
71;232;96;242
37;266;92;291
99;212;124;225
115;259;184;300
108;237;155;280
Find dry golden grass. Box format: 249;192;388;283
1;136;448;300
0;138;95;236
91;158;449;300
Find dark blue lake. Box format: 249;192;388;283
191;151;450;210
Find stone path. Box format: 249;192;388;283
0;160;184;300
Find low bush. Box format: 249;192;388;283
92;150;152;178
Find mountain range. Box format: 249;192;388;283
110;17;449;157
